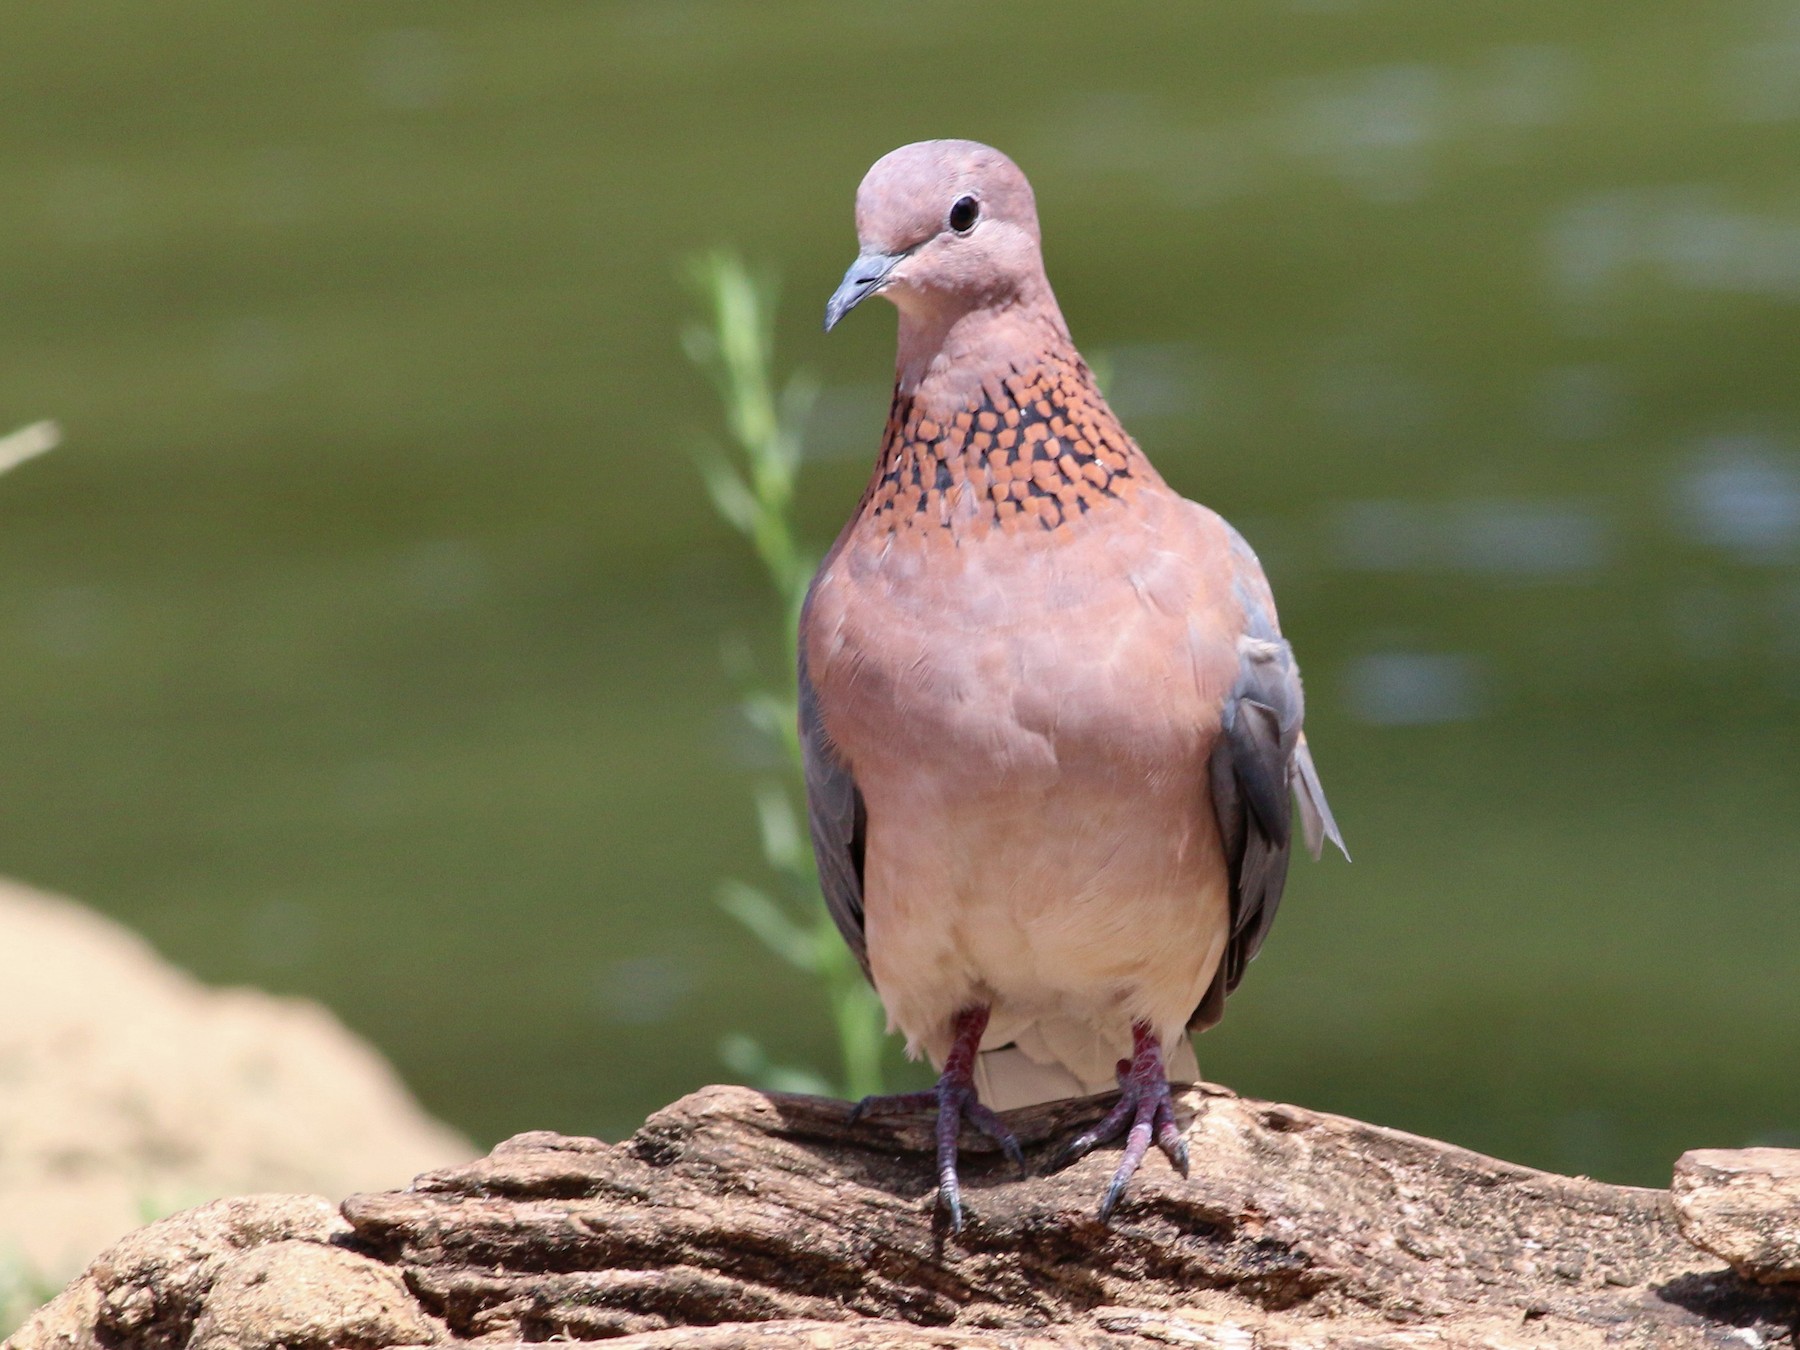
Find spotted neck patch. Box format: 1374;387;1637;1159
860;354;1152;537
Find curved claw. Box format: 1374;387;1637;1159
1055;1091;1136;1170
966;1100;1028;1176
1156;1109;1190;1179
1098;1166;1134;1225
938;1155;965;1233
931;1075;1027;1230
843;1006;1019;1233
847;1089;935;1128
1058;1023;1193;1223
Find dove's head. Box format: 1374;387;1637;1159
824;140;1050;333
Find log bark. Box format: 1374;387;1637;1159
13;1083;1800;1349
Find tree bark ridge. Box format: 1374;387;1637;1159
12;1083;1800;1350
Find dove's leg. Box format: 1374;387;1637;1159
1058;1020;1190;1222
848;1005;1024;1231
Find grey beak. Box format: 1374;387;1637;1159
824;250;907;332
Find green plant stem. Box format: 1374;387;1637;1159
684;251;887;1101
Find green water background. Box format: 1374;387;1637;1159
2;1;1797;1186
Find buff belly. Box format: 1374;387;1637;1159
855;749;1231;1093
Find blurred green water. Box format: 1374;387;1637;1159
1;1;1797;1185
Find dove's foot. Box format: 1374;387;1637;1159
1057;1020;1190;1223
847;1005;1024;1231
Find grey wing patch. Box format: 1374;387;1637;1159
798;647;871;980
1193;548;1347;1032
1201;634;1301;1025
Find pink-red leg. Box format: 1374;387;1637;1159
847;1005;1024;1231
1057;1021;1190;1222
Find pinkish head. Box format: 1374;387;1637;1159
824;140;1049;332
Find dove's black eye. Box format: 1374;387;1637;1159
948;195;980;234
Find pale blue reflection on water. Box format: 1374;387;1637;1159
1344;650;1488;727
1674;436;1800;562
1333;499;1611;578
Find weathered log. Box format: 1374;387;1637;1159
12;1083;1800;1349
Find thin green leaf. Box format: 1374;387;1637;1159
685;249;889;1096
752;783;806;874
716;880;817;972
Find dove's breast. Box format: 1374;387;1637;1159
805;481;1245;1081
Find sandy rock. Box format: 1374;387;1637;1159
188;1241;441;1350
0;878;473;1286
1672;1147;1800;1283
9;1195;343;1350
0;1278;100;1350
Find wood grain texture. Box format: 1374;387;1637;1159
14;1085;1800;1350
340;1085;1793;1347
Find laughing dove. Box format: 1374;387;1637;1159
802;140;1346;1227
